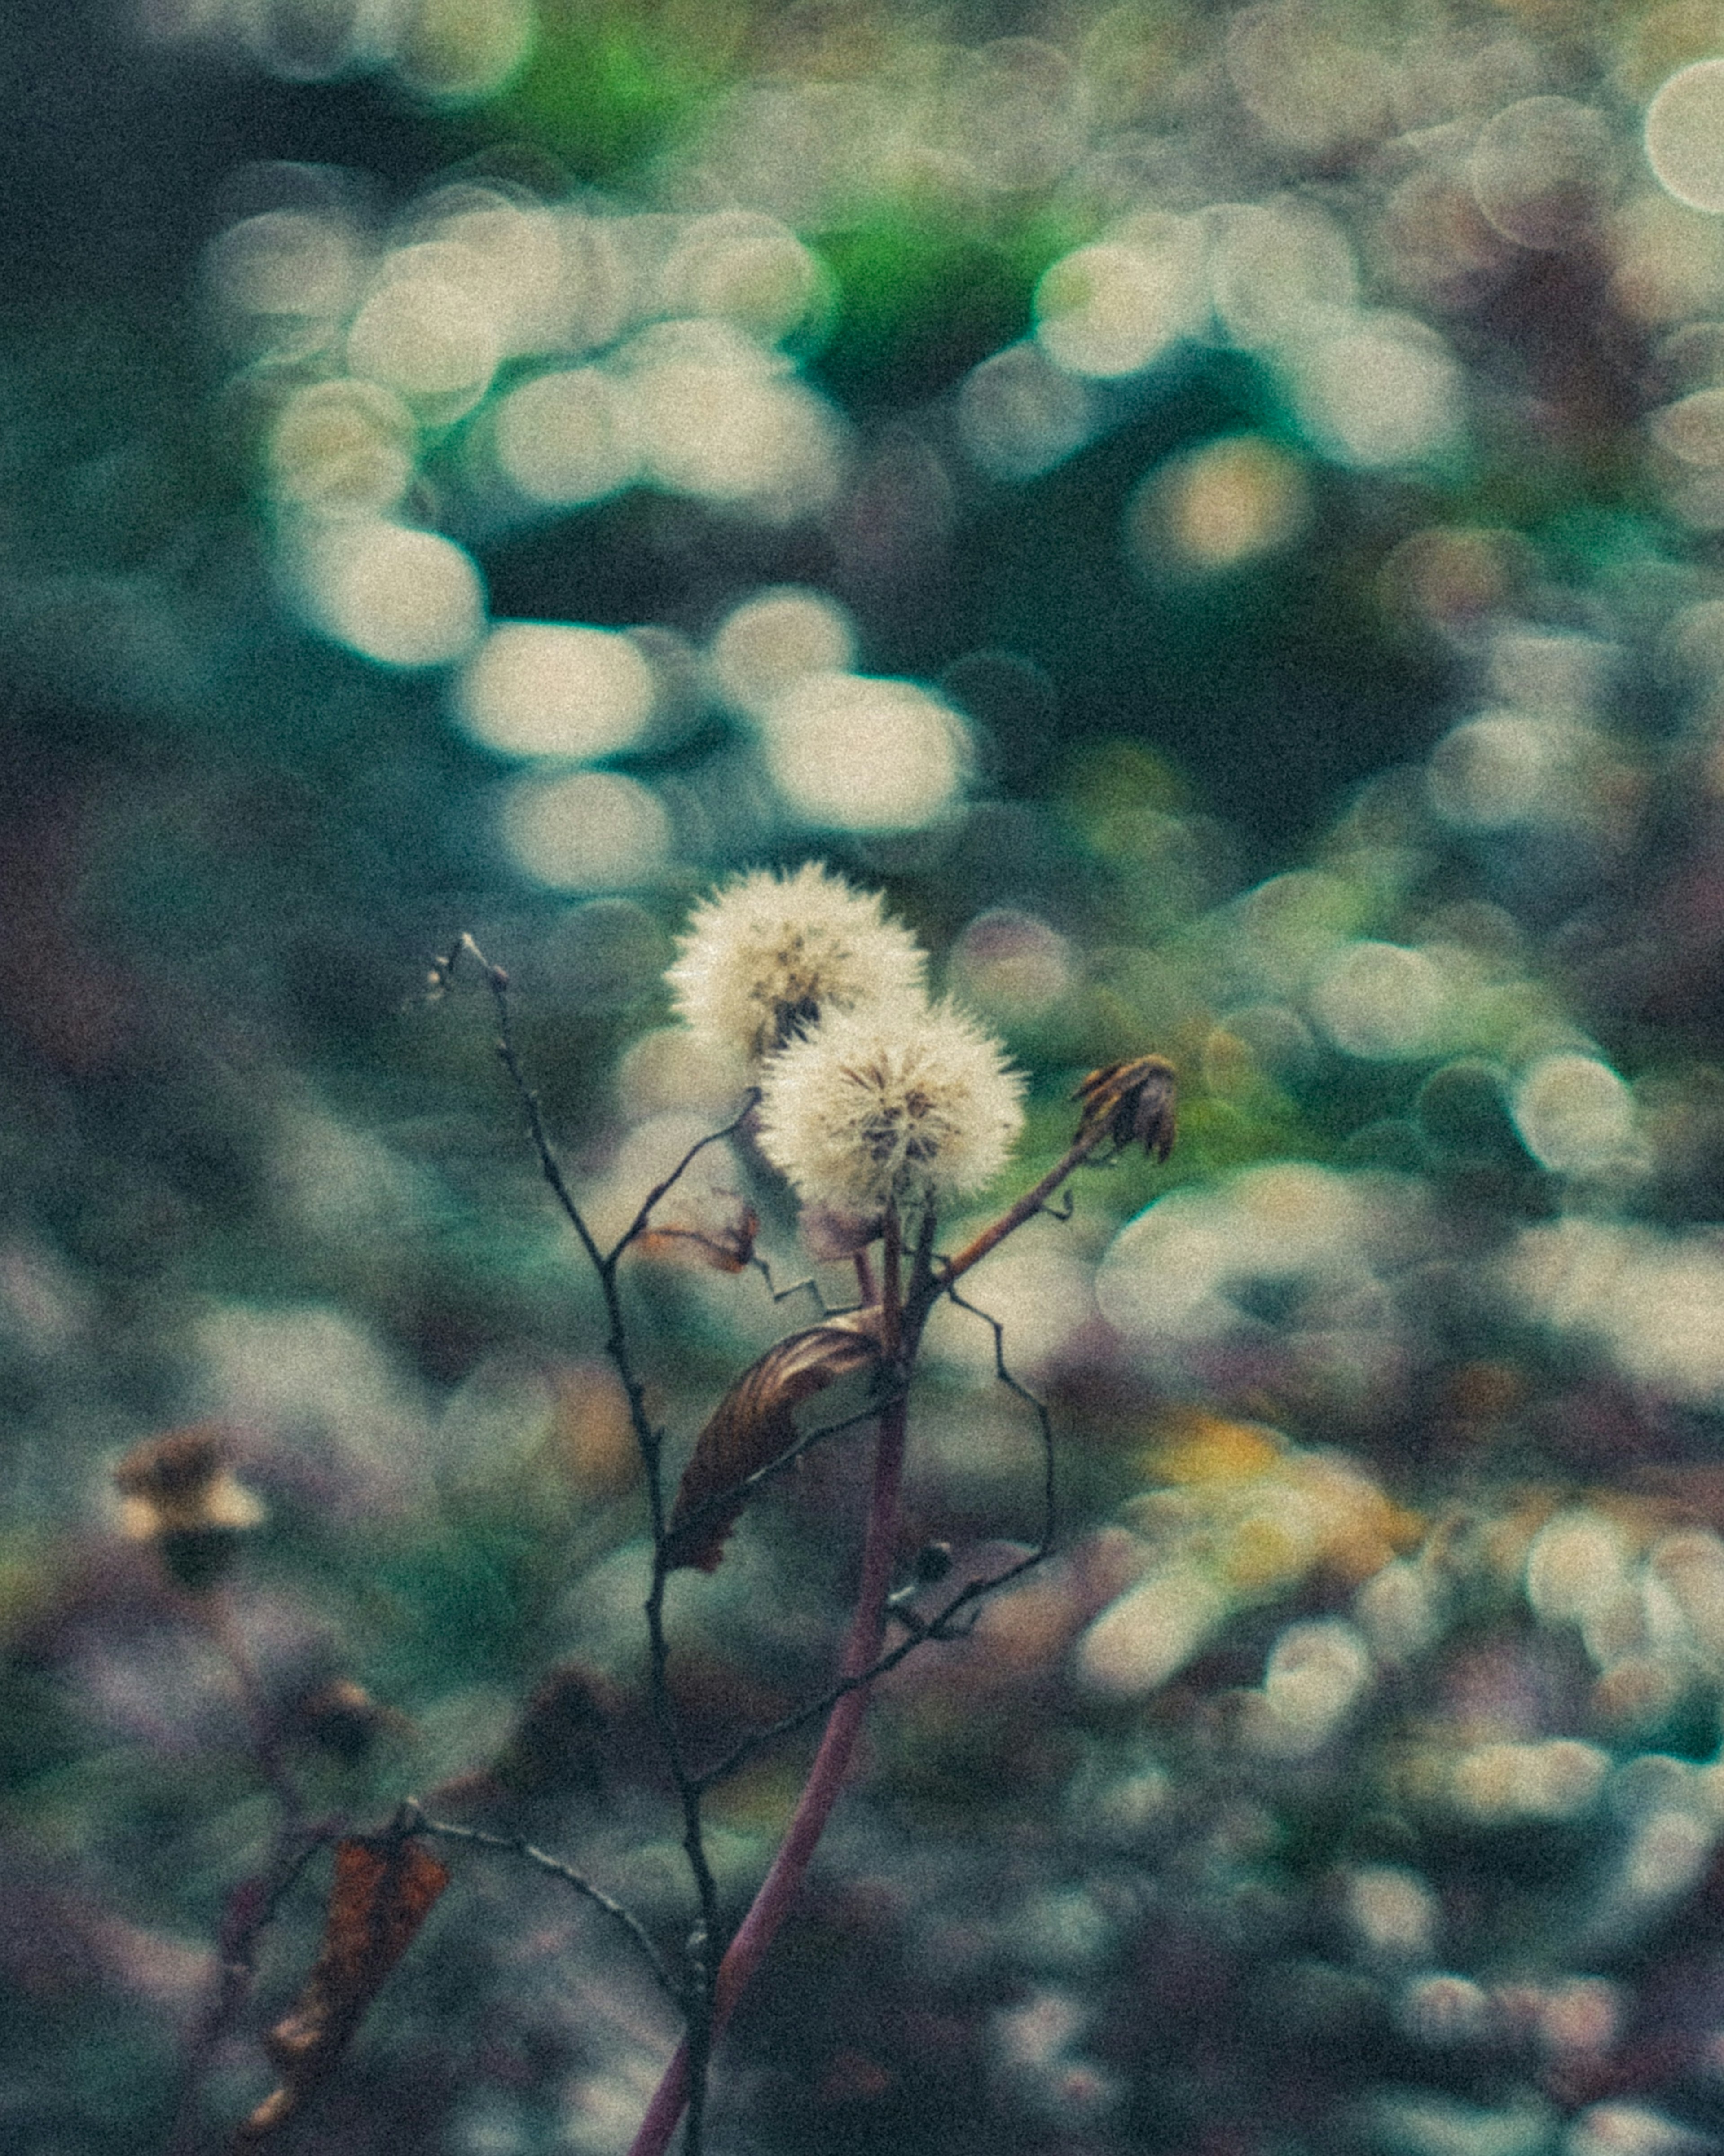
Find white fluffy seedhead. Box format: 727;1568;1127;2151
756;996;1025;1215
666;862;927;1064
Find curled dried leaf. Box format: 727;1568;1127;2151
1072;1055;1177;1161
237;1835;449;2142
665;1312;884;1573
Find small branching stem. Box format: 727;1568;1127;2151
167;1819;331;2156
167;1591;317;2156
401;1805;678;2001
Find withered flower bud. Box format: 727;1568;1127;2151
912;1539;954;1586
1072;1055;1178;1161
492;1662;623;1799
286;1679;406;1765
113;1425;264;1591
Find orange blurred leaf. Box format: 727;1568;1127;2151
237;1835;449;2142
665;1314;883;1573
636;1204;759;1274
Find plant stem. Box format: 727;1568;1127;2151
927;1131;1095;1304
625;1244;913;2156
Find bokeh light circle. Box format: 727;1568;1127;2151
1207;199;1356;349
1646;60;1724;214
658;213;826;345
1295;318;1462;468
1469;97;1618;250
1035;226;1202;379
393;0;535;102
709;587;856;718
623;322;844;512
1312;942;1448;1060
208;208;360;329
303;522;485;668
957;341;1095;479
759;672;968;831
268;379;416;518
1131;435;1311;575
1512;1054;1635;1172
499;771;671;890
494;370;639;507
456;624;657;761
346;262;501;412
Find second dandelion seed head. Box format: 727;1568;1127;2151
756;997;1025;1216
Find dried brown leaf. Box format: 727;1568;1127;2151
665;1313;884;1573
237;1835;449;2142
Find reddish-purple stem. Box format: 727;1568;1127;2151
625;1363;910;2156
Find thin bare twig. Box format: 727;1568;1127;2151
401;1803;679;2002
943;1281;1058;1565
927;1131;1097;1299
436;935;726;2153
167;1819;335;2156
747;1253;829;1311
167;1586;324;2156
607;1113;761;1270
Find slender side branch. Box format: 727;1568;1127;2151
926;1132;1095;1303
402;1804;678;2002
607;1104;761;1268
436;936;609;1279
943;1282;1058;1563
920;1050;1175;1313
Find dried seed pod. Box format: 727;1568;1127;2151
112;1425;264;1591
285;1679;407;1765
1072;1054;1178;1160
912;1539;954;1585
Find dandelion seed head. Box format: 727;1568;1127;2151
666;862;926;1063
756;996;1025;1213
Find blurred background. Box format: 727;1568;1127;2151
13;0;1724;2151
